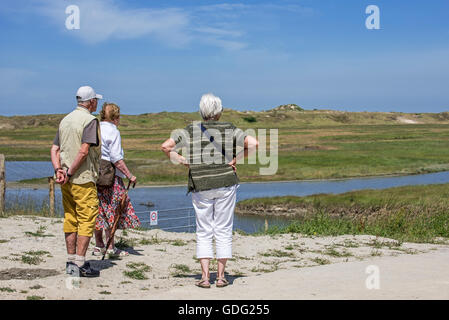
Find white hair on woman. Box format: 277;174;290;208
199;93;223;120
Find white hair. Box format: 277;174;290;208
199;93;223;120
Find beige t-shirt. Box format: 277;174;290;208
53;119;99;147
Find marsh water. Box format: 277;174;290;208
5;161;449;233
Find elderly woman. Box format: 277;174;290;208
93;103;140;257
161;93;258;288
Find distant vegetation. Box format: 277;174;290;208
2;107;449;185
270;104;304;112
243;116;257;123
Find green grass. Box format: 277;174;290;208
4;110;449;183
99;291;112;295
21;255;44;265
240;183;449;243
1;195;55;218
370;250;382;257
24;226;54;238
259;249;295;258
115;237;137;249
126;262;152;272
29;285;44;290
20;251;51;265
26;295;45;300
123;270;148;280
323;247;353;257
0;287;16;293
139;237;161;245
310;257;331;265
251;263;279;273
123;262;152;280
23;250;50;256
169;264;192;277
170;239;187;246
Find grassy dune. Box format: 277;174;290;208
236;183;449;243
2;108;449;184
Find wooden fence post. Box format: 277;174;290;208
0;154;4;214
48;177;55;216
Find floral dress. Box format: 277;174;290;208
96;176;141;230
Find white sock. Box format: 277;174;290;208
74;255;85;267
67;254;76;263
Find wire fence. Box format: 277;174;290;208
5;161;54;182
137;206;196;233
3;160;198;232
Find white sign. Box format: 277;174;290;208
150;211;158;226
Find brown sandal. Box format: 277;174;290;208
216;277;229;288
195;279;211;288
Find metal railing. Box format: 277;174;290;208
137;206;196;232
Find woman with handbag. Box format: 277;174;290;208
93;102;140;257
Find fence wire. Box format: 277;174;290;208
138;207;196;233
5;161;197;232
5;161;53;182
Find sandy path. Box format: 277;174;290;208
0;216;447;300
155;248;449;300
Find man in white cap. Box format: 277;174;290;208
50;85;103;277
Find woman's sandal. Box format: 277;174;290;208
92;246;106;256
216;277;229;288
107;247;129;258
195;279;211;289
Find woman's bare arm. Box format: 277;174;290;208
235;135;258;162
161;138;189;167
114;159;136;182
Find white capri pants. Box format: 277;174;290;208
191;184;238;259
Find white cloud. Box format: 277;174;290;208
26;0;253;50
35;0;191;46
7;1;313;51
39;0;189;46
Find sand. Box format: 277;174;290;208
0;215;448;300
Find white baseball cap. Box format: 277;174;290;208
76;86;103;101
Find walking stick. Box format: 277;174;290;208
102;180;136;260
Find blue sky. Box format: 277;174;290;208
0;0;448;115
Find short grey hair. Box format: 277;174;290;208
77;96;94;106
199;93;223;120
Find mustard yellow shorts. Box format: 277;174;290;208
61;182;99;237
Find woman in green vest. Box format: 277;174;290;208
161;93;258;288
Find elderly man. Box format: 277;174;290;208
50;85;103;277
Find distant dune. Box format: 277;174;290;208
1;107;449;130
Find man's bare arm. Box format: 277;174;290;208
50;144;61;170
50;144;65;184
